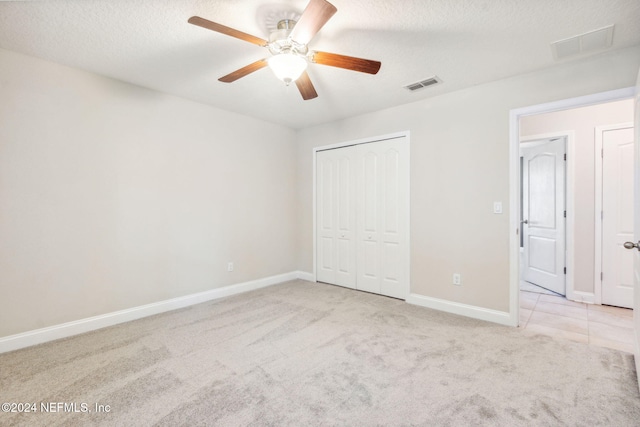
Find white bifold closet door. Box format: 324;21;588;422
316;145;358;289
316;137;409;299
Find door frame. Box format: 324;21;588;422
508;87;635;327
312;130;411;297
594;122;635;305
519;133;573;298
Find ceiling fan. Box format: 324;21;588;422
188;0;381;100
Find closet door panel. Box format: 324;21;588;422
316;154;335;284
357;148;382;293
316;147;357;288
335;152;356;288
379;143;409;299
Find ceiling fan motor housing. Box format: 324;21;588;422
268;19;308;57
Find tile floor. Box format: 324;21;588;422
519;286;635;354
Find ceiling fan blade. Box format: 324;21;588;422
188;16;268;47
295;71;318;100
289;0;337;45
311;51;381;74
219;59;269;83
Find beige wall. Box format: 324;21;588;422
296;46;640;313
520;99;634;295
0;49;297;337
1;45;639;339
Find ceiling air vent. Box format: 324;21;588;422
551;25;614;60
404;76;441;92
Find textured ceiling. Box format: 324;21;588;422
1;0;639;129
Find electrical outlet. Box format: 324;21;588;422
227;262;234;272
453;273;461;285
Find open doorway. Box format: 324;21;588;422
510;88;634;334
518;97;634;305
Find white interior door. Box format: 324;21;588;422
601;124;635;308
521;138;566;295
631;70;640;386
316;147;357;288
315;136;409;299
356;139;409;299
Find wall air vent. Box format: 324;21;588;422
404;76;441;92
551;25;614;60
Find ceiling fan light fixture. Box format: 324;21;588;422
268;53;308;85
188;0;380;100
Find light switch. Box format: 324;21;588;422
493;202;503;214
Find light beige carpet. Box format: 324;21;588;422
1;280;639;426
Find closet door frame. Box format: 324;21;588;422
313;131;411;299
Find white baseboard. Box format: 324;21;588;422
566;290;595;305
407;293;513;326
0;271;301;354
296;271;314;282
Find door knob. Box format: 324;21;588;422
623;241;640;251
521;219;529;225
